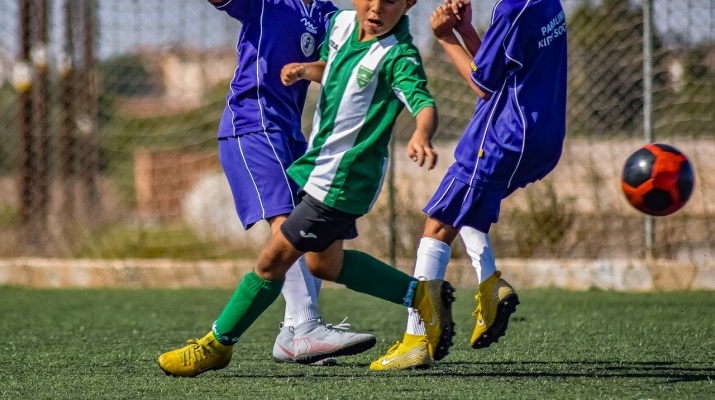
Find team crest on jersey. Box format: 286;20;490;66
301;33;315;57
356;66;374;89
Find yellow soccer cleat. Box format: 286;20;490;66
369;333;433;370
412;279;455;361
471;271;520;349
158;331;233;377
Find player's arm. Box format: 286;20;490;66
431;6;491;100
445;0;482;56
407;106;438;170
206;0;257;22
281;61;327;86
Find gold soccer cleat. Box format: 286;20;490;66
471;271;520;349
411;280;456;361
158;331;233;377
369;333;432;371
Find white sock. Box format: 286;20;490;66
406;237;451;336
460;226;497;284
281;256;319;327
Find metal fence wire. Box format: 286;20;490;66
0;0;713;272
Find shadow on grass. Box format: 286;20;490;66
224;361;715;384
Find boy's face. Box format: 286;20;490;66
352;0;416;40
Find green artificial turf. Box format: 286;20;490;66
0;287;713;399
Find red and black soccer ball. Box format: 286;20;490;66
621;143;695;216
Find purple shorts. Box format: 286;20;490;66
424;171;518;233
218;132;307;229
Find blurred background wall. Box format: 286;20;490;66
0;0;713;286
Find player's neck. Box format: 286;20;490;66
301;0;313;6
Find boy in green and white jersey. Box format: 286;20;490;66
158;0;455;377
285;7;437;215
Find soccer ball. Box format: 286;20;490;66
621;143;695;216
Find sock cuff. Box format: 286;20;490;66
402;280;418;307
418;237;451;262
291;306;320;326
245;270;284;292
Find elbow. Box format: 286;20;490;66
471;84;492;101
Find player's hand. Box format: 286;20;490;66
281;63;305;86
445;0;472;32
431;6;457;39
407;133;438;170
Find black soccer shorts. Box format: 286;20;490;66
280;192;360;253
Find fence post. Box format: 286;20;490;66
59;0;77;222
32;0;51;247
17;0;33;245
643;0;655;261
80;0;100;218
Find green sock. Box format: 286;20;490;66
336;250;417;306
212;271;283;345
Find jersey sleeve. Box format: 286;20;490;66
320;11;340;61
390;48;435;117
471;7;526;93
318;2;339;53
211;0;259;24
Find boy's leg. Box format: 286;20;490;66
281;257;320;328
279;242;376;364
459;226;496;284
370;219;456;370
158;230;302;377
219;135;367;364
273;257;340;366
280;194;455;365
268;217;321;331
424;176;520;349
330;248;455;363
406;220;459;336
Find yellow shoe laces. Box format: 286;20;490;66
180;338;214;366
384;341;402;357
471;294;483;319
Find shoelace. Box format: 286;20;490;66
322;317;351;332
180;338;213;366
384;341;401;356
471;294;482;318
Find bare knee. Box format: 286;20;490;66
255;232;303;281
423;217;459;245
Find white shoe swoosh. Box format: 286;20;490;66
428;313;436;327
381;356;399;366
477;317;485;327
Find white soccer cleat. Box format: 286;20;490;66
291;318;377;364
272;322;338;366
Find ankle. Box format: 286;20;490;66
403;332;427;346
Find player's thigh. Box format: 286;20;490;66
280;194;360;254
218;133;303;229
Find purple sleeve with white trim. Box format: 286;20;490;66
212;0;259;23
471;10;525;93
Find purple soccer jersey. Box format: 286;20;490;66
425;0;567;232
213;0;338;141
450;0;567;191
212;0;337;227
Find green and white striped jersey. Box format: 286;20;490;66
287;11;435;215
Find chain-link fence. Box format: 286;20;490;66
0;1;713;278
